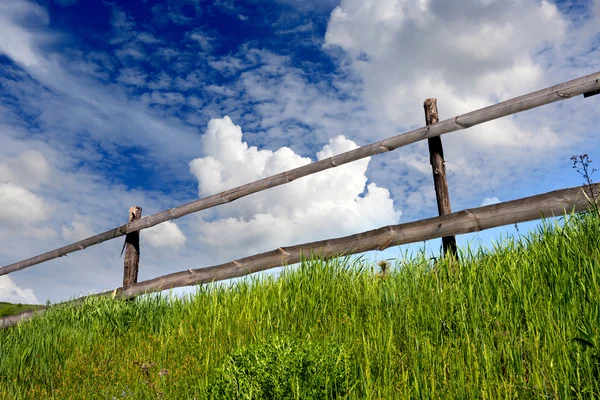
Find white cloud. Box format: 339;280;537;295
115;46;146;61
0;276;39;304
396;153;431;175
0;150;50;189
480;197;500;207
209;56;246;75
108;2;136;45
28;226;58;241
143;221;187;251
0;150;53;232
147;72;174;90
205;85;236;97
153;47;181;61
276;21;314;35
189;117;402;258
0;0;203;168
141;91;187;106
0;183;51;225
0;1;49;68
189;32;213;51
116;67;148;86
320;0;595;221
62;214;94;241
324;0;566;138
174;70;205;91
136;32;160;44
231;48;375;153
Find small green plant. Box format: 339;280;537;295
208;337;353;399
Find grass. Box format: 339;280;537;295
0;302;42;318
0;212;599;399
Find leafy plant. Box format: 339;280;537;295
208;337;353;399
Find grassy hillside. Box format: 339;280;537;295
1;212;599;399
0;302;41;318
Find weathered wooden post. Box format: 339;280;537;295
123;206;142;286
424;98;457;257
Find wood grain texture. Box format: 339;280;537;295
2;183;596;329
123;206;142;287
1;72;599;277
424;98;457;257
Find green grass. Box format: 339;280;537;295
0;302;42;318
1;212;599;399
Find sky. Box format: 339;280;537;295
0;0;599;305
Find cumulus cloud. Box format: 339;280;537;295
322;0;587;218
324;0;566;136
325;0;565;90
322;0;571;180
0;275;39;304
144;221;187;251
480;197;500;207
189;117;401;258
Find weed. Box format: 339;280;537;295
571;153;598;212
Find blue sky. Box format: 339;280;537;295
0;0;599;304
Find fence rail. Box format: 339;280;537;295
1;71;599;277
1;183;597;329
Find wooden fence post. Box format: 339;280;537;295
424;98;457;257
123;206;142;286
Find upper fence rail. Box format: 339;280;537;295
1;71;599;277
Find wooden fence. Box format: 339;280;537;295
1;71;599;329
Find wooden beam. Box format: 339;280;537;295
1;71;599;277
2;183;596;329
424;98;457;257
123;206;142;287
